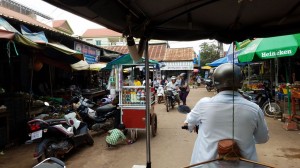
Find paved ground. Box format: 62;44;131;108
1;86;300;168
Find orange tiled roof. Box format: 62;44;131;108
103;44;167;60
52;20;74;34
103;44;195;61
164;48;196;61
82;28;122;37
53;20;64;27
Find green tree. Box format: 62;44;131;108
200;42;220;66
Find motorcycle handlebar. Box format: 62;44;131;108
181;125;188;130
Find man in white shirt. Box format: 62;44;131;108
183;63;269;166
165;76;180;105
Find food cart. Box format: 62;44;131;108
120;84;157;141
105;55;158;141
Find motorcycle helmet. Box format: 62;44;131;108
179;73;186;78
212;63;243;90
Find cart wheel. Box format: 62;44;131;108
166;98;170;112
151;114;157;137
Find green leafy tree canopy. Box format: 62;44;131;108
200;42;220;66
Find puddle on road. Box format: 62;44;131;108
275;148;300;159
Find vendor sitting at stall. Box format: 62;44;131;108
134;76;142;86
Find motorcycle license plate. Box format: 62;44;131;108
31;130;42;140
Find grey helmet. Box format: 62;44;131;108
179;73;186;78
212;63;243;90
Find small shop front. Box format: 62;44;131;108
159;61;194;81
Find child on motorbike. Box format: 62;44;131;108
106;124;133;148
157;84;165;103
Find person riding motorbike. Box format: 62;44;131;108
157;84;165;103
165;76;180;105
182;63;269;165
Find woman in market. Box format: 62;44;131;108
133;76;142;86
179;73;190;105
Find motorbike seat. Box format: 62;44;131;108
93;116;107;123
52;124;74;137
95;104;116;117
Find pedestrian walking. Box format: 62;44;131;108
196;75;201;87
179;73;190;105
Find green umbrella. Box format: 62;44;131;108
238;34;300;63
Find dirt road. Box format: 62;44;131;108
1;87;300;168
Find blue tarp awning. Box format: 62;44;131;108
208;57;228;67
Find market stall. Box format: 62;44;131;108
106;55;159;141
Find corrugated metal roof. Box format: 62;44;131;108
0;6;121;56
0;6;61;33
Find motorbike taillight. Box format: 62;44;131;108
29;123;41;132
69;119;74;125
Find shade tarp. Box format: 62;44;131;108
238;34;300;63
46;43;84;60
21;24;49;43
0;17;40;48
208;57;228;67
71;61;107;71
104;54;159;70
0;29;14;39
201;66;211;70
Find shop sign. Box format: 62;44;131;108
160;61;193;70
74;41;101;64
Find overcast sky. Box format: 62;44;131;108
13;0;229;52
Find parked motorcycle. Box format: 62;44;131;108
204;78;214;92
240;81;281;117
70;95;119;133
33;157;66;168
26;102;94;163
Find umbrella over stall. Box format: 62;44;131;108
238;34;300;63
237;34;300;127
